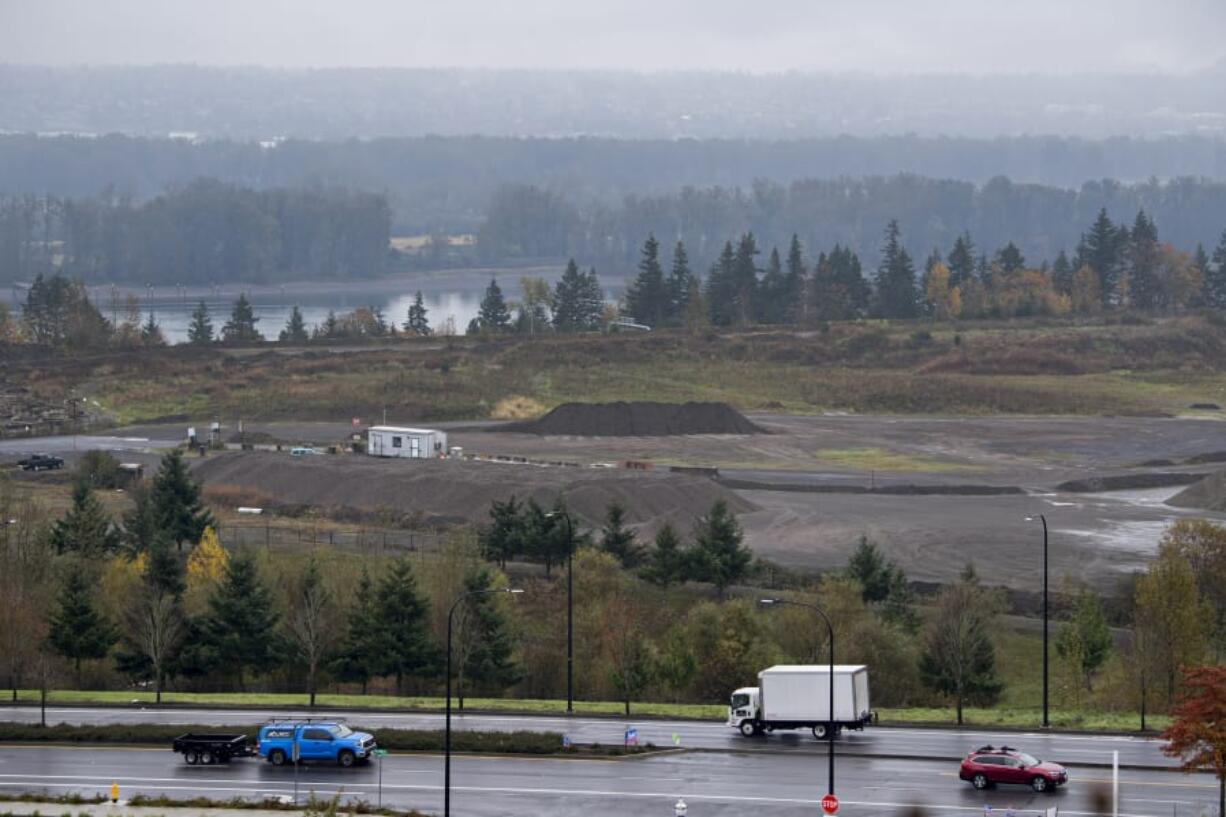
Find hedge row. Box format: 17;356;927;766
0;722;652;756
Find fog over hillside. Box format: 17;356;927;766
3;64;1226;140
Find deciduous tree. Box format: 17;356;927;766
1161;665;1226;817
1135;539;1205;706
918;568;1003;724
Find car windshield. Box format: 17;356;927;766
1017;752;1039;767
730;693;750;709
329;725;353;738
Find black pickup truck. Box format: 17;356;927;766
172;733;253;765
17;453;65;471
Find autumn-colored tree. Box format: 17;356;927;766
1158;244;1204;309
185;526;228;615
1161;665;1226;817
1135;539;1206;706
924;262;962;320
1161;519;1226;660
1071;265;1102;313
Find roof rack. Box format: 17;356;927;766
263;716;330;724
974;745;996;753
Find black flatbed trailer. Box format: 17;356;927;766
172;733;252;765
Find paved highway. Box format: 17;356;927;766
0;743;1213;817
0;706;1173;768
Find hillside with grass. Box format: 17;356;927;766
6;314;1226;425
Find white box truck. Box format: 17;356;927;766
727;664;872;740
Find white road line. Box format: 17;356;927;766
0;778;1172;817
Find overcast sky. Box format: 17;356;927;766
2;0;1223;74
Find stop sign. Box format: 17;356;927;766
821;794;840;815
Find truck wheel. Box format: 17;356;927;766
200;750;215;765
739;721;757;737
812;724;830;740
270;749;287;766
338;750;356;768
185;751;199;765
972;774;990;790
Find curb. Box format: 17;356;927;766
0;702;1160;739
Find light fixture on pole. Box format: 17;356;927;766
759;597;836;796
445;586;524;817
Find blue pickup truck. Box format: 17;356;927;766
257;722;377;768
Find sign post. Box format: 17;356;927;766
821;793;840;815
373;748;388;807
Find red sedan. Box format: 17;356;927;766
959;745;1068;793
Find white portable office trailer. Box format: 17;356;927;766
367;426;448;459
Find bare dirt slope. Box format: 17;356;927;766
192;451;754;530
495;401;765;436
1167;470;1226;511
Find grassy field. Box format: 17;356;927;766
5;689;1164;732
10;315;1226;425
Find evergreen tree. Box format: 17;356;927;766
200;550;280;690
919;569;1003;724
141;311;165;346
1077;208;1127;307
846;536;892;603
995;242;1026;274
1206;229;1226;309
145;531;187;599
374;558;440;692
873;220;920;318
783;234;807;324
50;478;120;556
600;502;645;569
48;564;118;682
221;293;263;343
690;499;752;598
1051;250;1074;295
279;306;309;342
187;301;214;345
580;268;605;329
705;241;738;326
666;241;693;325
623;234;668;328
640;523;688;588
1128;210;1162;309
331;567;380;693
479;496;525;569
150;450;214;551
477;278;512;333
315;310;340;339
121;485;161;555
757;246;786;324
404;291;431;336
730;233;761;326
947;233;976;289
456;566;522;704
552;260;586;332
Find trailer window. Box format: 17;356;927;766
392;436;402;448
730;693;750;709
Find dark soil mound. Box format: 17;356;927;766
498;401;766;436
1056;473;1207;493
1167;470;1226;511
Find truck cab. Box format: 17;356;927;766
257;721;376;768
728;687;762;736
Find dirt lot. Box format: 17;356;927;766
191;450;753;531
102;412;1226;591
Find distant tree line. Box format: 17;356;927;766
612;212;1226;327
478;177;1226;278
0;180;391;285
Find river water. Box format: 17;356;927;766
9;269;628;344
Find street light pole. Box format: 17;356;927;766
1027;514;1050;728
760;598;836;796
445;586;523;817
547;510;576;714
